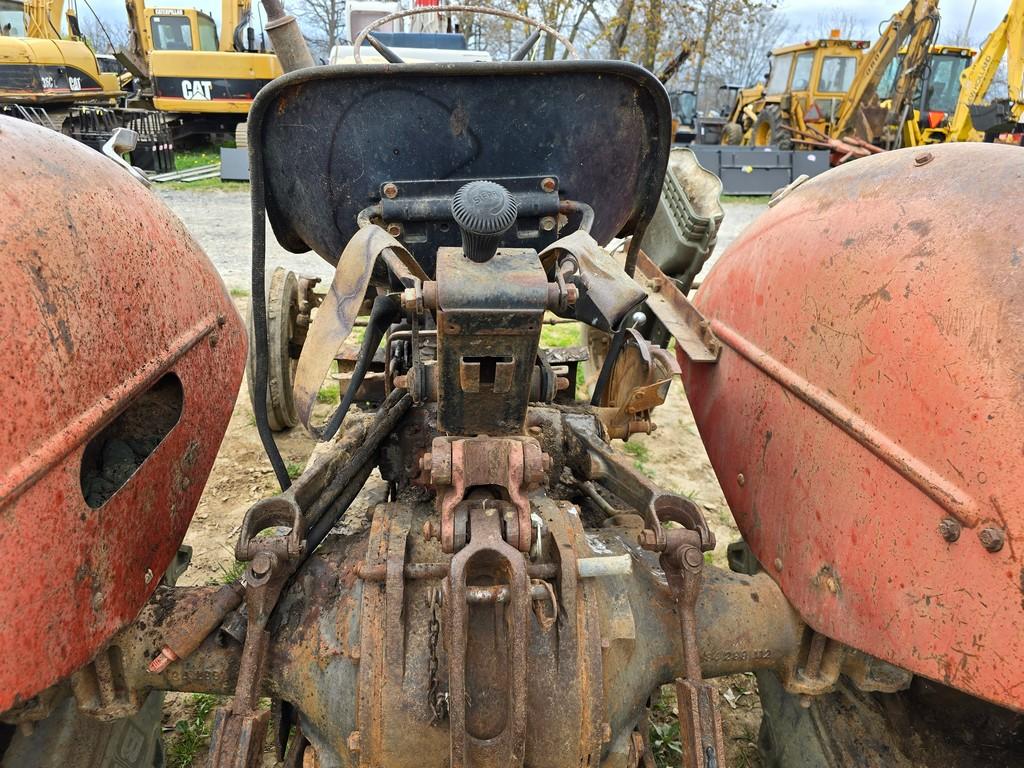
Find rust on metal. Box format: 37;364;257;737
681;143;1024;712
0;117;245;713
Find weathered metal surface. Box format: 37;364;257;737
435;246;547;435
680;143;1024;712
632;251;720;363
0;117;245;714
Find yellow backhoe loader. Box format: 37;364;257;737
943;0;1023;143
724;0;941;154
0;0;173;168
119;0;282;142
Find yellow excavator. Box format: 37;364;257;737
943;0;1023;143
724;0;941;154
119;0;282;142
0;0;173;169
0;0;122;113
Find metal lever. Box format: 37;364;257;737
661;529;726;768
101;127;152;188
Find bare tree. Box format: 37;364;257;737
812;7;869;40
79;14;131;53
296;0;345;60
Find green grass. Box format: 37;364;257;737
540;317;581;348
161;178;249;191
167;693;221;768
215;559;246;585
229;287;250;298
286;461;304;479
623;441;650;473
157;145;250;190
317;383;340;404
721;194;770;203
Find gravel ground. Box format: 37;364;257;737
155;187;767;290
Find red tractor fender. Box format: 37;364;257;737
681;143;1024;712
0;118;245;712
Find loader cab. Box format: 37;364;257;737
760;38;866;125
148;9;219;52
878;45;974;129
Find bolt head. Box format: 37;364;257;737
250;551;273;578
386;223;402;237
540;216;556;232
382;183;398;199
914;152;933;166
938;518;961;543
540;177;556;193
979;526;1005;553
422;520;438;541
737;473;746;487
773;557;783;572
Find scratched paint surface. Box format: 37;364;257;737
681;143;1024;712
0;117;246;712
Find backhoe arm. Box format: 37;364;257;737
948;0;1024;141
833;0;939;141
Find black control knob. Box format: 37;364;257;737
451;181;518;263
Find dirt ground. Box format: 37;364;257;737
156;189;769;766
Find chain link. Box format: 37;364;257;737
427;587;448;723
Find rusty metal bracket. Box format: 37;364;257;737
633;251;720;363
424;436;549;554
445;502;529;768
208;514;305;768
567;421;714;554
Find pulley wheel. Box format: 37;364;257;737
246;267;301;431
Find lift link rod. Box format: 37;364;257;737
661;528;726;768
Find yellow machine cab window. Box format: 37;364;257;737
151;13;192;51
790;52;814;90
197;12;218;51
766;53;793;95
0;0;26;37
818;54;857;93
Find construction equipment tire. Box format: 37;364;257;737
246;267;301;431
751;105;792;150
234;120;248;149
721;122;744;145
756;670;1024;767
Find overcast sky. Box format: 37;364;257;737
84;0;1005;48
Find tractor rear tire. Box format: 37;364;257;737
721;122;744;145
751;106;793;150
757;670;1024;767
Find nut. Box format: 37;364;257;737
540;216;557;232
736;473;746;487
978;526;1005;553
382;182;398;199
385;223;402;237
913;152;933;166
540;177;556;193
938;517;961;543
638;529;659;550
419;453;432;473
